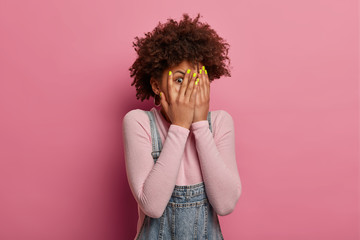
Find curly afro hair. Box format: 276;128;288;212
129;13;231;102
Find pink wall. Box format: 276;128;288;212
0;0;358;239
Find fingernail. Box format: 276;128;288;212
195;79;199;85
187;69;191;74
193;73;197;78
159;92;162;97
169;71;172;75
205;70;207;75
202;66;205;70
199;69;202;74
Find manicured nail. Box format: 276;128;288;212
187;69;191;74
193;73;197;77
169;71;172;75
195;79;199;85
159;92;162;97
202;66;205;70
199;69;202;74
205;70;207;75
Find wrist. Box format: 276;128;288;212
191;120;209;131
172;122;190;130
193;118;207;123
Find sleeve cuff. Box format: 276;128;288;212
169;124;190;135
191;120;209;131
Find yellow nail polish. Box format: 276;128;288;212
169;71;172;75
187;69;191;74
199;69;202;74
195;79;199;85
193;73;197;77
202;66;205;70
205;70;207;75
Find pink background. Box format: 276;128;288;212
0;0;358;239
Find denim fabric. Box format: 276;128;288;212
136;111;224;240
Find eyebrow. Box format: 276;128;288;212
174;70;185;75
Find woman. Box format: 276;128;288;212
123;13;242;240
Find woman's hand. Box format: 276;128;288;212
193;66;210;123
159;69;199;130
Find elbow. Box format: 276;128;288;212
145;210;163;219
216;207;233;216
216;184;242;216
140;203;164;219
135;189;165;219
216;201;236;216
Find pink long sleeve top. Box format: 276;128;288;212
122;106;241;238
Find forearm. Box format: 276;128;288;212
191;120;241;216
126;124;189;218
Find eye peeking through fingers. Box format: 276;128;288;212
175;77;184;84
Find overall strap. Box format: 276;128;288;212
145;111;163;163
145;110;213;164
207;111;213;135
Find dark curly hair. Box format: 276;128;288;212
129;13;231;102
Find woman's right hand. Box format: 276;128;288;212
159;69;199;130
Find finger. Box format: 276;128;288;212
189;77;199;103
204;68;210;96
202;68;208;97
197;70;204;102
178;69;192;100
167;70;175;103
184;69;197;102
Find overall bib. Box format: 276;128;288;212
136;110;224;240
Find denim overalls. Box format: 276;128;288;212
135;110;224;240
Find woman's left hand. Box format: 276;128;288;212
193;67;210;123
